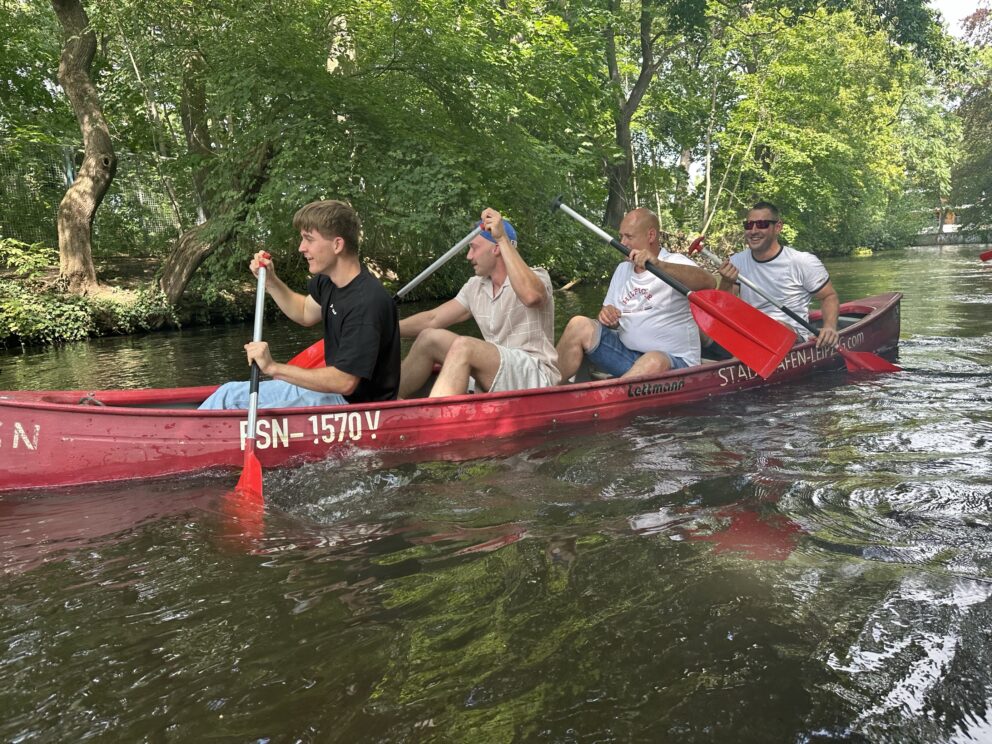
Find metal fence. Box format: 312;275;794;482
0;139;190;255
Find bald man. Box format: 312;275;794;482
555;207;714;381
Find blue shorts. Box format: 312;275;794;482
585;325;690;377
198;379;347;410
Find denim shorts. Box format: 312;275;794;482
199;379;347;410
586;325;690;377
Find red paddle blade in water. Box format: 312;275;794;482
234;441;263;503
225;438;263;512
981;249;992;262
838;347;901;373
689;289;796;379
219;441;264;545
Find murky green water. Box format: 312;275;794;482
1;245;991;742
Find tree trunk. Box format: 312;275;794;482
159;51;277;305
159;142;276;304
51;0;116;294
604;118;634;229
602;0;660;230
180;52;212;222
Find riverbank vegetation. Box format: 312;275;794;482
0;0;985;347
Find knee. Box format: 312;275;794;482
563;316;596;347
444;335;474;363
638;352;671;375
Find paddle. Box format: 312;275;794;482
981;249;992;262
284;226;483;369
688;237;901;373
396;225;482;301
550;197;795;379
231;264;268;504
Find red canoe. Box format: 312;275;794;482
0;293;901;492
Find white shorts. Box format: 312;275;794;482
490;345;558;392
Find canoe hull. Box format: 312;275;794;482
0;293;901;492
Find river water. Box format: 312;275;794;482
1;245;990;742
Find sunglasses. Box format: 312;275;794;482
742;219;779;230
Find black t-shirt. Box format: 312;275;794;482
307;267;400;403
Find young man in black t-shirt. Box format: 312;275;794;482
199;200;400;409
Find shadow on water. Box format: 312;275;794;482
1;245;992;741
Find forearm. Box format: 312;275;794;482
267;362;359;396
652;261;716;291
818;292;839;331
266;274;310;325
499;237;546;306
400;310;438;338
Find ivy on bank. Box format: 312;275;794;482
0;237;182;347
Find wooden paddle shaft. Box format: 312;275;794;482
552;197;692;296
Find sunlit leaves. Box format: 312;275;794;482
705;9;955;253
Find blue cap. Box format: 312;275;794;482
477;219;517;244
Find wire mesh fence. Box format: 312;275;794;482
0;139;192;256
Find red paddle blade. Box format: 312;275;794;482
219;440;264;547
838;347;901;373
233;440;264;504
981;249;992;262
287;339;325;369
689;290;796;379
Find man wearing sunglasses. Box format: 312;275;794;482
717;201;839;349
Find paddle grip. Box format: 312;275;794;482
551;198;692;297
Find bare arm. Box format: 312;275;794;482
266;276;322;327
813;280;840;348
479;207;547;307
628;248;716;291
498;235;548;307
653;260;716;291
268;363;360;396
251;251;321;327
399;298;472;338
245;341;360;395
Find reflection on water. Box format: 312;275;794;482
1;244;992;741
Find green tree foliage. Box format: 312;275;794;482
84;0;613;299
0;0;968;335
951;6;992;234
0;0;75;141
687;9;958;253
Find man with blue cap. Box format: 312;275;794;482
398;207;559;398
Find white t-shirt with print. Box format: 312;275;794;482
603;250;701;365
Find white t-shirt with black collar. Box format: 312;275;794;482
729;244;830;338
